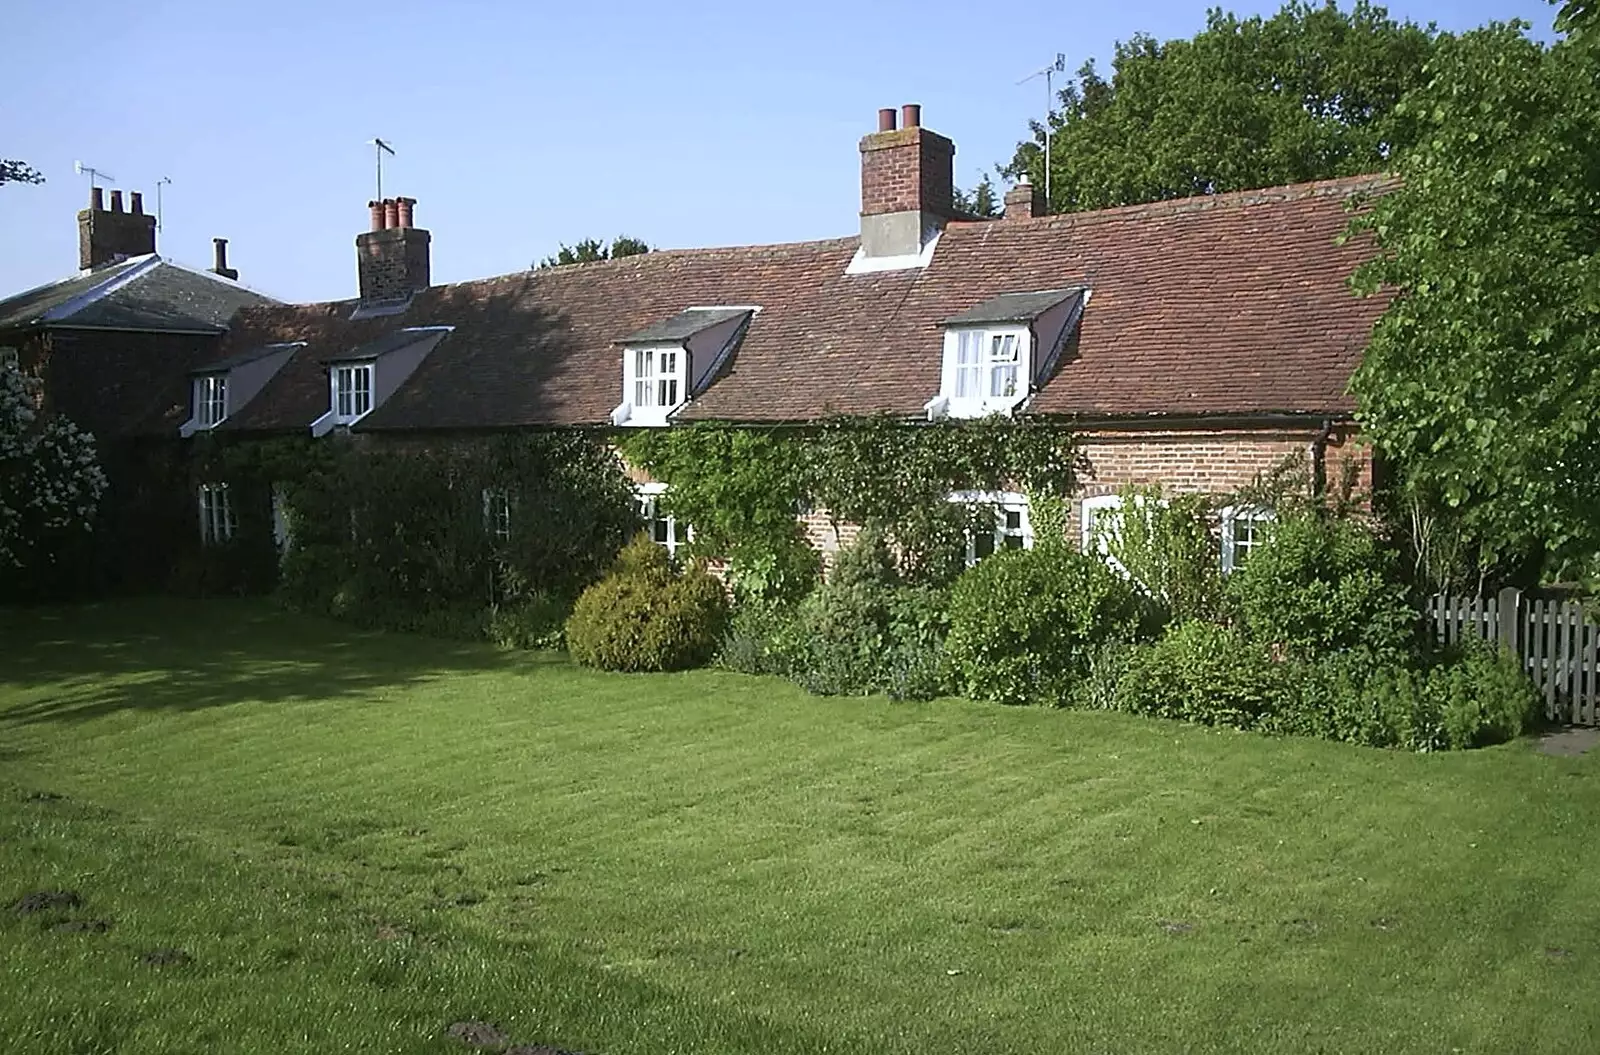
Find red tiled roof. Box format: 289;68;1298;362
206;174;1394;433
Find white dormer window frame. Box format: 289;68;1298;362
331;363;374;425
617;345;686;427
195;374;228;429
930;325;1032;419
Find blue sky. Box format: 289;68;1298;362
1;0;1558;304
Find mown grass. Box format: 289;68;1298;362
2;598;1598;1054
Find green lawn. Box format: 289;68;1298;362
2;600;1598;1054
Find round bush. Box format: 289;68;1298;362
565;535;728;672
1226;511;1414;661
945;546;1145;706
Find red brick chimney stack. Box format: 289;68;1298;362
78;185;157;269
1004;175;1046;221
858;103;956;260
356;197;431;302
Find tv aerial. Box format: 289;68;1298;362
1018;53;1067;207
73;160;115;191
367;138;396;200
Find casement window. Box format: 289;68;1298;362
482;487;513;543
951;491;1033;565
1220;506;1273;572
195;374;228;429
636;483;688;559
0;347;16;371
331;364;373;424
198;483;235;546
270;485;292;553
629;347;683;412
1080;494;1124;558
934;326;1030;418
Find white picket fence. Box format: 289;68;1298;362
1425;590;1600;726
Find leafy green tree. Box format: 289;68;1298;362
535;235;650;269
0;362;107;575
953;176;1000;218
0;160;43;186
1008;2;1440;212
1350;24;1600;584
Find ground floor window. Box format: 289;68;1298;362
198;483;235;546
482;487;513;542
1220;505;1273;572
951;491;1033;565
636;483;689;559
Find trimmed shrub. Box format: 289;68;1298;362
945;545;1146;706
763;529;952;700
1108;621;1289;728
566;535;728;672
718;600;797;677
1227;510;1414;661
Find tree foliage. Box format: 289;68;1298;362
1007;1;1440;212
535;235;651;269
953;176;1001;219
0;363;107;577
0;160;43;186
1350;24;1600;584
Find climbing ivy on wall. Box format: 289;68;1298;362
621;414;1082;584
188;431;639;634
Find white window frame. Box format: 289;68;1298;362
194;374;228;429
198;483;235;546
330;363;374;425
1220;505;1274;573
951;490;1033;565
482;487;514;543
1080;494;1124;560
618;345;685;426
933;326;1031;419
635;482;690;559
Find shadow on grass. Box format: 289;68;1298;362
0;597;533;726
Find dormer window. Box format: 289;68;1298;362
612;307;757;427
179;342;301;438
195;374;228;429
630;347;682;411
928;288;1088;421
310;327;452;438
332;364;373;424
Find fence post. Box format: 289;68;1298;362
1497;586;1523;655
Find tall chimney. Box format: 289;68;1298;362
356;197;431;302
211;237;239;281
77;185;157;270
1004;175;1046;221
858;103;955;261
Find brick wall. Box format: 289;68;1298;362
858;127;955;218
620;424;1370;562
356;228;431;302
1070;425;1371;544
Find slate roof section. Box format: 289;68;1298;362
204;174;1394;433
944;288;1083;326
192;341;304;375
324;327;450;363
621;306;755;344
0;255;276;334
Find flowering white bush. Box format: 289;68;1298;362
0;361;108;569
